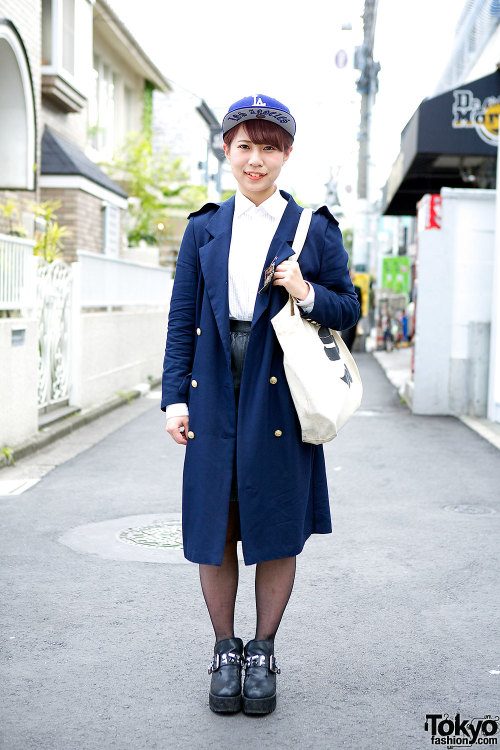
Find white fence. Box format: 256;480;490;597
0;233;36;310
76;250;174;307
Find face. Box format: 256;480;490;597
223;124;292;205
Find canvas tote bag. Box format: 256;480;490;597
271;208;363;444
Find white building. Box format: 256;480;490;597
381;0;500;423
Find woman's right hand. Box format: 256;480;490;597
166;416;189;445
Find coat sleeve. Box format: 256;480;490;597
161;219;199;411
302;216;360;331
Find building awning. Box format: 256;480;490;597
41;126;128;199
382;70;500;216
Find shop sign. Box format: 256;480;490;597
381;256;411;298
452;89;500;146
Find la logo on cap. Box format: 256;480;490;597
253;95;267;106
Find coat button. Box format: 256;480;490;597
187;431;195;439
269;376;277;384
274;429;283;437
191;379;198;388
196;328;201;335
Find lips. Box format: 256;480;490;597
245;172;266;180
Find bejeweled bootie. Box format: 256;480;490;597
208;637;244;713
242;639;281;715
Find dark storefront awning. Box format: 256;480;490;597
382;71;500;215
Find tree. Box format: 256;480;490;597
103;133;206;247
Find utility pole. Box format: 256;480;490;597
353;0;380;270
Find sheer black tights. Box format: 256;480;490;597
199;503;296;643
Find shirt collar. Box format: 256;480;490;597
234;187;287;219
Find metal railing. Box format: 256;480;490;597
76;250;174;307
0;233;36;310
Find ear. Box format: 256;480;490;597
282;145;293;164
223;143;231;161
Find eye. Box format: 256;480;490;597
237;144;249;149
263;145;275;151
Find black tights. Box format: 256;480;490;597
199;502;296;643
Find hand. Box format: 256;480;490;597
166;415;189;445
272;261;309;300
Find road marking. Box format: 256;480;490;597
0;478;41;496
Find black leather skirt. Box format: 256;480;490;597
229;320;251;502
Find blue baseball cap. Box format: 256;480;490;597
222;95;296;138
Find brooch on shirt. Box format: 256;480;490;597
258;255;278;295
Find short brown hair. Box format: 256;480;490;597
223;120;293;153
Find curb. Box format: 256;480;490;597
0;380;161;469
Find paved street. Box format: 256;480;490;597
1;354;499;750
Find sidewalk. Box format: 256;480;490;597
373;345;500;451
1;354;499;750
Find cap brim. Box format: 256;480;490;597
222;107;296;137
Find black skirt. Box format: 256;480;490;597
229;320;251;502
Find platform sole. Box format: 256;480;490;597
242;693;277;715
209;691;242;713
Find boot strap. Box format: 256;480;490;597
245;653;281;674
208;651;244;674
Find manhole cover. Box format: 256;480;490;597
118;521;183;549
443;504;496;516
58;514;190;564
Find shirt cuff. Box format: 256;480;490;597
295;281;315;314
165;403;189;420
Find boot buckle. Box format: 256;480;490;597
269;654;281;674
208;653;220;674
208;651;244;674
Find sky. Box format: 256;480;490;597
111;0;466;210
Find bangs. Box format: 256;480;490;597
224;120;293;152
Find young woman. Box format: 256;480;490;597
161;95;360;715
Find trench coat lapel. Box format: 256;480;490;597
198;197;235;369
251;192;302;331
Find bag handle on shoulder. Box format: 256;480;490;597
291;208;313;261
287;208;313;315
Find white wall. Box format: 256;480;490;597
488;146;500;422
413;188;496;416
0;319;38;446
75;310;169;409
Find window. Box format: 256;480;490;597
62;0;75;75
103;204;120;256
124;86;135;134
88;55;117;156
41;0;87;112
42;0;53;66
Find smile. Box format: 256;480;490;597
245;172;266;180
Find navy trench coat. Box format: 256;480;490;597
161;191;360;566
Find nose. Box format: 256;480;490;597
248;148;263;166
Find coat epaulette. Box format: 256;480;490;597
188;202;221;220
313;205;339;226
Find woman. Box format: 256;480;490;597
161;95;360;715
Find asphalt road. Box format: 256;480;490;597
1;354;499;750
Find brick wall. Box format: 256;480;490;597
40;188;103;262
0;190;38;236
39;187;126;262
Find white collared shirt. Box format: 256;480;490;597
165;187;314;420
229;187;288;321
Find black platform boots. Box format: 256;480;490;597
208;637;244;713
242;639;281;714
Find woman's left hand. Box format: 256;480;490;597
272;261;309;300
